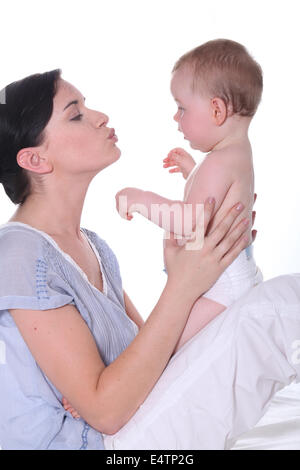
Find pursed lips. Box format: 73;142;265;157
108;128;115;139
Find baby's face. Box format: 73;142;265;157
170;67;218;152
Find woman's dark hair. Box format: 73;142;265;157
0;68;62;205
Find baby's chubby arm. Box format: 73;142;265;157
115;186;188;234
115;156;234;237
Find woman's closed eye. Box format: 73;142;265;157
70;114;83;121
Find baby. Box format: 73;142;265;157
115;39;264;353
62;39;264;420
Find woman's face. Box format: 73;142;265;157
41;78;121;178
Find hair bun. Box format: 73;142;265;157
0;69;62;204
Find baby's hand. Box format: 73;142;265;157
163;148;196;180
115;187;141;221
62;397;81;420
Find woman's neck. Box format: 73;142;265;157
8;189;87;240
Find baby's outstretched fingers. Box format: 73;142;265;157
167;148;183;159
163;158;180;170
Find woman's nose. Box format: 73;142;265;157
97;112;109;127
173;111;179;122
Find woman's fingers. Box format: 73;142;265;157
62;396;80;418
214;215;249;261
251;192;257;240
71;410;81;419
68;407;80;419
207;202;245;248
218;228;249;268
202;197;216;235
164;228;179;249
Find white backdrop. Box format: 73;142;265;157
0;0;299;319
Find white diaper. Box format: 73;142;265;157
163;244;263;308
202;244;263;307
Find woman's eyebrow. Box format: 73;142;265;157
63;96;86;112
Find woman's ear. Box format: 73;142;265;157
16;148;53;174
210;97;227;126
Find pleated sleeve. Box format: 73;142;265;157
0;229;75;312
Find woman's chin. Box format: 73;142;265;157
94;147;122;173
109;145;121;164
113;145;121;159
108;144;121;160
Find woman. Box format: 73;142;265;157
0;69;298;450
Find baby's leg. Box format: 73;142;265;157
173;297;226;354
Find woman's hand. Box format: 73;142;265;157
163;197;255;302
62;397;81;420
251;192;257;243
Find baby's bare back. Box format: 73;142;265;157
184;143;254;242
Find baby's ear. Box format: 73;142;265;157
210;97;227;126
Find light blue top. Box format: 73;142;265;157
0;222;139;450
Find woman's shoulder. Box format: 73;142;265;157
0;223;43;252
0;223;75;311
0;224;50;280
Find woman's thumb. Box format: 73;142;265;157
163;230;178;249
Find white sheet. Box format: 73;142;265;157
103;274;300;450
230;381;300;450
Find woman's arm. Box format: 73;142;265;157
9;199;250;435
8;280;202;435
123;289;144;330
10;272;206;435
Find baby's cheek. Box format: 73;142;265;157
195;122;215;149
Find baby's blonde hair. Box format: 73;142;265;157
172;39;263;117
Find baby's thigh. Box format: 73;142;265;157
173;297;226;354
